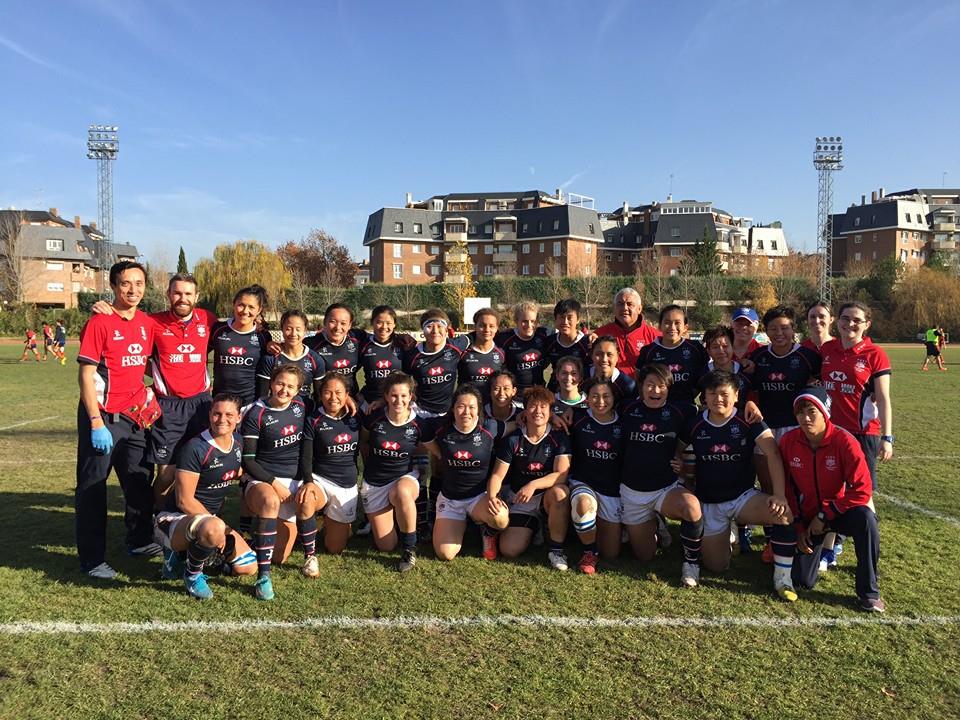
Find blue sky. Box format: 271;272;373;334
1;0;958;267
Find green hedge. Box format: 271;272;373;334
0;306;90;337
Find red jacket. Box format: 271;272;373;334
594;319;660;379
779;422;873;523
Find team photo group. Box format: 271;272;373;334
76;260;891;612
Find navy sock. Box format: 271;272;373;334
679;518;704;564
254;517;278;578
583;541;597;553
237;515;252;535
398;530;417;550
186;540;217;578
297;515;318;558
547;538;564;551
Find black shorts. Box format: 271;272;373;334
148;393;212;465
925;342;941;357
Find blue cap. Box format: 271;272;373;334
793;386;831;420
731;307;759;324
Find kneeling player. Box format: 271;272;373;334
487;386;571;570
679;371;798;601
155;393;256;600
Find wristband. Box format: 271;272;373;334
881;435;894;444
90;415;102;422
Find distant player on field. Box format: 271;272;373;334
921;325;946;372
19;328;41;362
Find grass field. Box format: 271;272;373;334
0;343;959;719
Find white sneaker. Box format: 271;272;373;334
355;520;372;537
818;557;829;573
547;549;569;572
301;555;320;578
656;514;672;549
680;561;700;588
86;562;118;580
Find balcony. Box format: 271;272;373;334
494;229;517;242
934;222;956;232
445;231;467;243
445;251;468;264
493;251;518;264
444;274;466;284
932;237;958;251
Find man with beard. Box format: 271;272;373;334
593;287;660;380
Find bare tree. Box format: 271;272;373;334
317;263;343;314
544;257;567;303
579;254;608;326
288;268;311;313
0;210;26;305
634;248;665;310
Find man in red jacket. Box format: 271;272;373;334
593;287;660;379
779;388;884;612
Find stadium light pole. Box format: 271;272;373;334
87;125;119;293
813;136;843;305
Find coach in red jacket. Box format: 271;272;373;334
593;287;660;379
779;387;885;612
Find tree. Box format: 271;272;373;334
889;268;960;338
925;250;952;274
689;224;723;276
441;236;475;325
858;256;905;306
276;229;354;289
177;246;189;275
578;253;608;327
544;257;567;304
0;210;25;305
194;240;291;317
634;248;666;310
690;274;725;329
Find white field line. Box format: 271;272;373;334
876;492;960;527
0;415;59;432
1;614;959;636
895;455;960;461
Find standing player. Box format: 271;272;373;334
357;306;410;412
543;299;593;390
635;305;709;419
496;302;550;391
819;301;893;489
567;377;624;574
459;308;506;403
403;309;469;417
154;393;256;599
209;285;272;407
41;322;62;362
75;261;157;579
593;287;660;379
620;364;703;587
304;303;365;396
485;370;523;423
678;371;798;601
241;365;309;601
487;386;571;569
921;325;947;371
589;336;637;399
421;385;509;561
255;309;326;410
19;328;42;362
54;319;68;365
803;301;834;351
731;307;764;361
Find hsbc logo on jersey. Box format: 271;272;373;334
476;367;494;375
522;352;539;362
829;370;847;382
527;462;544;472
222;469;238;481
669;364;682;372
334;359;350;369
449;448;480;467
127;343;143;354
122;343;147;367
177;344;195;354
382;441;400;450
228;346;246;355
710;444;731;453
453;450;473;460
428;366;445;376
594;440;611;450
335;433;352;443
704;443;740;462
769;372;786;381
376;360;392;369
281;425;297;436
641;424;657;432
790;456;803;469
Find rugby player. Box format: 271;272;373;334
543;299;593;391
75;261;157;578
256;309;326;410
636;305;709;419
552;356;587;413
921;325;946;372
589;335;637;399
487;386;571;570
802;301;834;352
42;322;63;362
485;369;523;424
496;301;550;391
593;287;660;379
209;285;272;406
19;328;41;362
54;319;67;365
240;364;309;601
730;306;764;362
357;305;412;413
155;393;256;599
458;308;506;404
304;303;366;396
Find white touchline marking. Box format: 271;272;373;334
1;614;959;636
895;455;960;460
876;493;960;527
0;415;59;432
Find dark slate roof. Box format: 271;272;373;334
18;225;95;261
653;212;717;245
832;201;901;235
887;188;960;199
603;219;657;249
435;190;550;202
5;210;74;227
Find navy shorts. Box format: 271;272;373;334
925;342;941;357
148;393;212;465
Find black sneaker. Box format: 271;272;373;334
398;548;418;573
858;596;887;613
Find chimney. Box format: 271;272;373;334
89;221;97;230
861;195;866;206
555;188;563;202
871;191;878;203
622;201;629;215
405;192;413;207
644;209;651;235
879;187;885;199
74;215;81;228
49;207;58;217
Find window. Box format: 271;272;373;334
539;242;545;253
913;231;920;240
472;266;478;276
900;250;908;261
768;258;776;270
539;263;545;274
618;253;623;261
871;214;876;224
756;240;764;250
854;217;861;227
485;224;493;234
484;245;494;255
905;213;910;224
902;231;909;242
46;262;64;271
553;220;560;231
670;247;682;257
522;223;528;233
393;244;402;258
394;222;404;233
411;265;421;275
854;235;862;244
872;233;877;242
583;266;592;276
854;252;862;261
771;240;778;250
585;244;591;254
521;243;530;254
72;263;81;273
46;239;64;252
468;225;476;234
670;227;681;238
412;244;422;254
413;223;422;234
429;245;439;254
588;223;595;234
392;263;402;279
430;265;440;276
484;266;494;275
522;265;529;275
553;241;561;256
669;268;679;277
537;222;543;233
872;251;877;259
469;245;478;254
46;282;64;292
448;223;465;234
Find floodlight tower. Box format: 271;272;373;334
87;125;119;288
813;136;843;304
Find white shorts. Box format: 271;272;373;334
243;476;302;523
755;426;796;454
154;511;187;549
620;481;684;525
701;488;763;537
435;491;484;522
503;487;544;517
569;479;622;524
312;473;359;524
412;403;447;420
360;471;419;514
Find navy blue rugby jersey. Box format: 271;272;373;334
543;332;592;390
619;399;685;492
587;367;637;400
568;409;624;497
361;407;437;486
495;428;571;494
432;417;505;500
255;348;325;404
681;410;770;504
169;430;244;514
358;334;405;403
698;360;752;412
636;338;709;407
458;345;505;402
747;344;822;429
402;337;468;415
303;410;361;489
305;328;365;396
209;320;272;404
241;398;307;479
496;328;549;390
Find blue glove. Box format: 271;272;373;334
91;425;114;454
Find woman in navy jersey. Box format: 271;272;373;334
636;305;708;419
241;364;310;601
255;310;325;411
678;371;798;601
458;308;506;404
620;364;703;587
359;372;436;572
497;301;550;391
589;336;637;399
485;369;524;424
305;303;366;396
402;308;469;417
553;356;587;414
567;377;624;574
210;285;272;407
422;385;509;561
155;393;256;600
299;372;362;565
487;386;571;570
701;326;751;406
357;306;409;412
544;299;593;390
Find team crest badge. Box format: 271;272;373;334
825;456;837;470
292;405;303;417
197;325;206;337
730;424;741;437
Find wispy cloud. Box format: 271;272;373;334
559;171;585;190
596;0;629;42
